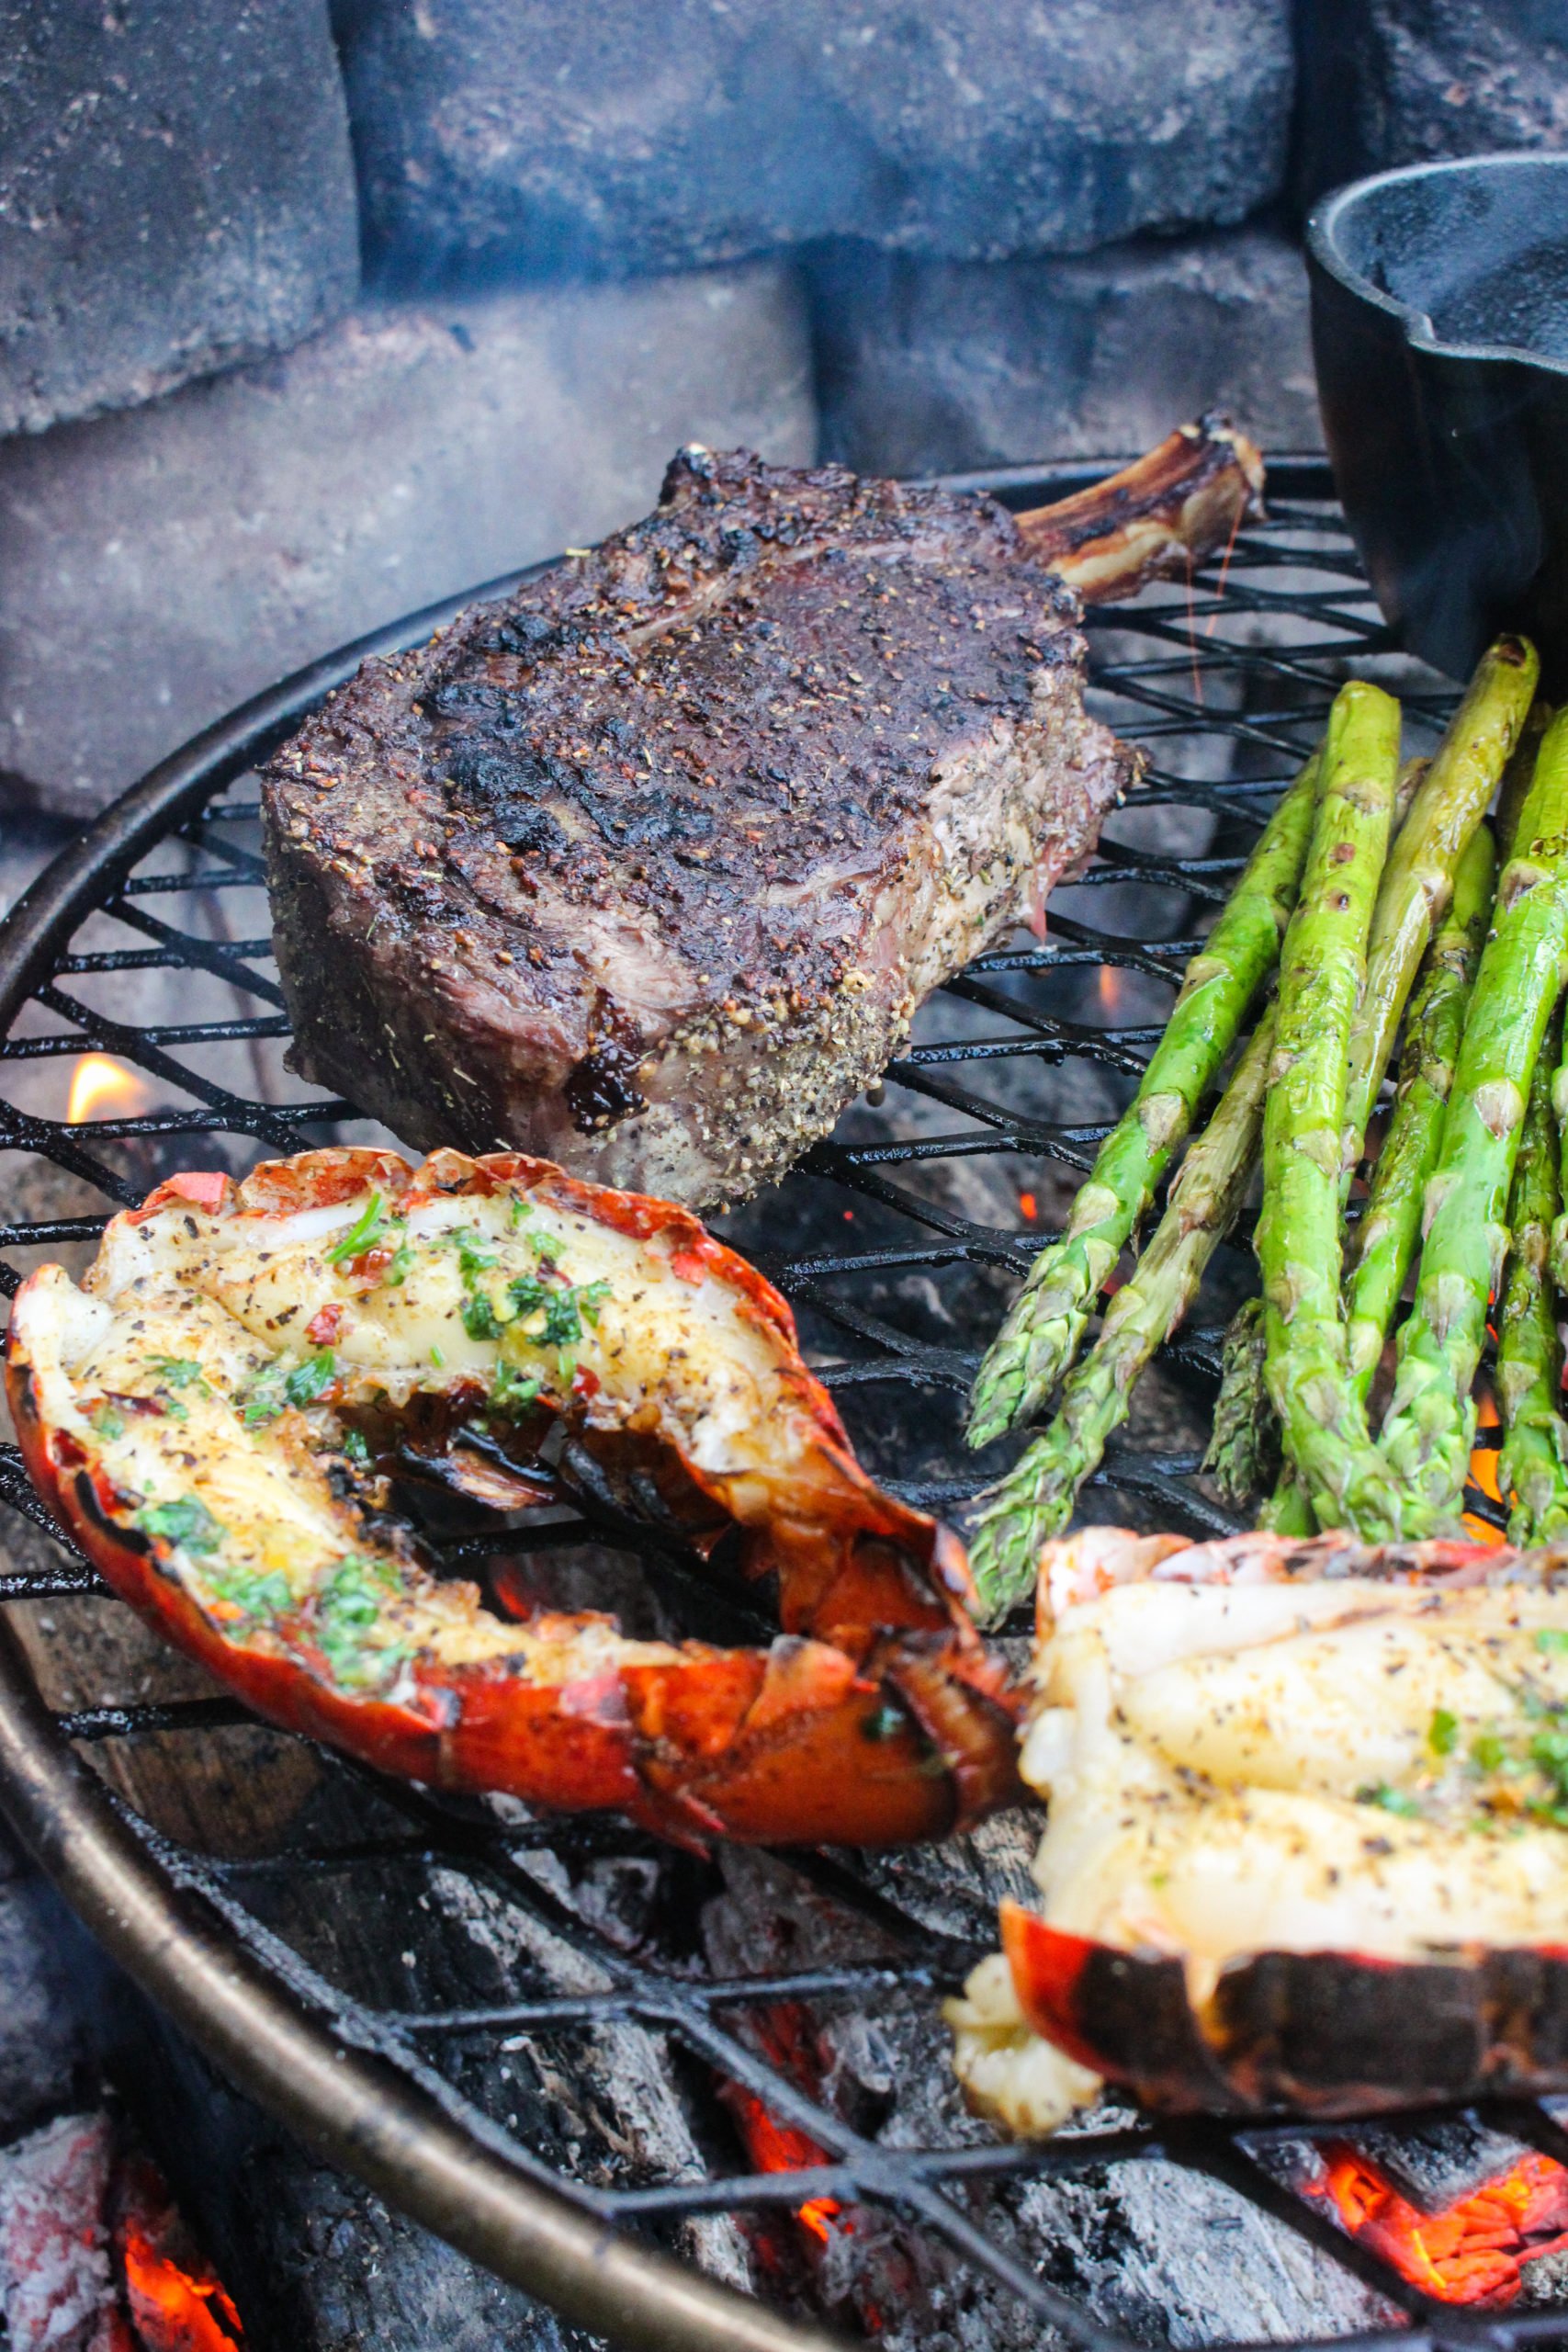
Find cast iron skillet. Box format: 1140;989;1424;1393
1307;151;1568;689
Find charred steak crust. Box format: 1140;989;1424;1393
263;448;1136;1207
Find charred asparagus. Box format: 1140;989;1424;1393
1203;1294;1280;1510
966;750;1320;1448
1380;708;1568;1531
1256;681;1403;1538
1339;637;1539;1190
1345;821;1496;1396
1496;998;1568;1544
968;1011;1273;1617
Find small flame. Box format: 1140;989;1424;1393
67;1053;149;1125
1308;2143;1568;2304
1097;966;1125;1017
795;2197;843;2246
1018;1191;1038;1223
116;2154;243;2351
122;2217;244;2349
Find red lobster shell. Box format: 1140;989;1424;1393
988;1527;1568;2119
6;1148;1021;1849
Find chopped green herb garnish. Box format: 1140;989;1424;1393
451;1227;498;1283
506;1271;612;1351
1359;1782;1422;1818
430;1343;445;1368
147;1355;209;1395
341;1428;371;1467
139;1495;224;1556
460;1289;504;1342
326;1192;388;1266
204;1563;293;1622
284;1351;336;1408
490;1361;542;1414
312;1556;406;1687
1472;1732;1509;1774
1537;1629;1568;1656
1530;1724;1568;1804
577;1278;611;1329
508;1194;532;1228
91;1405;125;1441
241;1373;285;1428
383;1238;415;1286
1428;1708;1459;1758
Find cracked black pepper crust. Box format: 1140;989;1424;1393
262;446;1137;1207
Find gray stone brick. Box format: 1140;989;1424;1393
1294;0;1568;210
0;2;360;436
335;0;1296;280
0;265;815;819
811;228;1319;480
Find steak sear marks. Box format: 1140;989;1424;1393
262;447;1137;1206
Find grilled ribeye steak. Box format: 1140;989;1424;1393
263;440;1229;1206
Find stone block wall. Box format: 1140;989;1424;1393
333;0;1294;277
0;0;1559;819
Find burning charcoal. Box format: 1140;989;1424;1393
0;2111;118;2352
0;2109;242;2352
1010;2153;1392;2346
1257;2131;1568;2312
112;2148;244;2350
1348;2114;1542;2213
119;2001;623;2352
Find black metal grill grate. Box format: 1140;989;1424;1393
0;458;1548;2352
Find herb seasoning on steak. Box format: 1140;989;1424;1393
263;428;1260;1208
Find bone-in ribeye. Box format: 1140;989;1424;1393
263;424;1260;1207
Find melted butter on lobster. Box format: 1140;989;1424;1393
6;1147;1021;1848
948;1525;1568;2130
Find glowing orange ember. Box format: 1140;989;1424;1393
719;2002;853;2262
116;2153;243;2351
1464;1385;1507;1547
122;2218;243;2349
726;2087;845;2252
1308;2143;1568;2304
1018;1191;1039;1223
66;1053;149;1125
1097;965;1124;1016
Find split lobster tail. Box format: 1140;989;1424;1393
6;1147;1024;1849
951;1524;1568;2132
998;1901;1568;2120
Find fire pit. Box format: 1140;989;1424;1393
0;456;1557;2352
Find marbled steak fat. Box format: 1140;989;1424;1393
262;447;1137;1209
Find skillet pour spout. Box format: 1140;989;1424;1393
1308;152;1568;690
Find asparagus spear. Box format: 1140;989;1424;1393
1552;1022;1568;1295
966;749;1321;1449
1203;757;1438;1523
1495;696;1555;863
1345;821;1497;1396
1339;637;1539;1191
967;1010;1273;1618
1258;662;1527;1536
1379;708;1568;1531
1256;680;1403;1538
1203;1293;1280;1510
1496;997;1568;1544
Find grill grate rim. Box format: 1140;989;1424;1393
0;462;1548;2350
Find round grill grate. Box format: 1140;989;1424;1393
0;458;1547;2352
